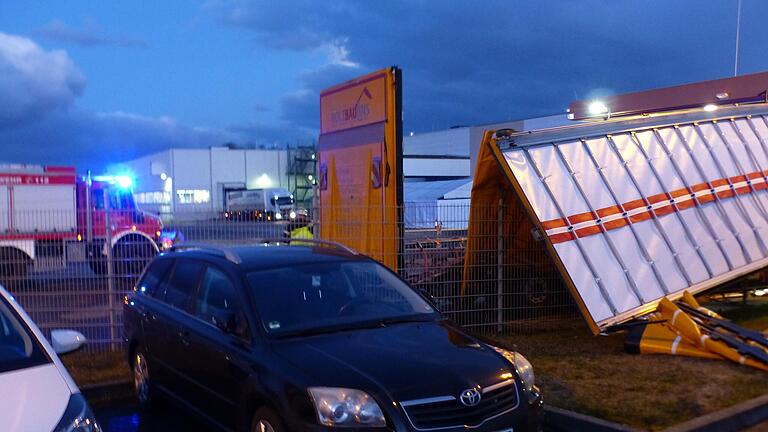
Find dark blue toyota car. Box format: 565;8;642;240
123;240;542;432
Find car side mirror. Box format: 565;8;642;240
51;329;86;355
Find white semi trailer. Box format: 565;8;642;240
223;188;295;221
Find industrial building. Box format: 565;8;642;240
119;114;569;222
119;147;291;218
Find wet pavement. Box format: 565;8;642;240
94;401;214;432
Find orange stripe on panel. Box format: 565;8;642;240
749;171;768;191
670;188;691;198
541;218;568;230
676;199;697;210
596;205;623;218
568;211;596;225
654;204;675;216
629;211;654;223
624;199;647;211
541;172;768;245
549;232;576;244
602;218;629;231
575;225;603;238
647;192;671;204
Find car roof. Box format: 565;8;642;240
161;241;369;272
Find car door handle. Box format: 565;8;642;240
178;329;191;347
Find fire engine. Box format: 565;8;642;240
0;165;163;278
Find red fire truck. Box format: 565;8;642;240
0;165;163;278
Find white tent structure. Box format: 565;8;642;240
403;179;472;229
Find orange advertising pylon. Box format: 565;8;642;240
625;292;768;372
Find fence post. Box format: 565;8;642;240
497;192;504;333
104;192;117;350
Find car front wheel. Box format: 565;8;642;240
132;346;153;409
251;407;285;432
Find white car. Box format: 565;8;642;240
0;285;102;432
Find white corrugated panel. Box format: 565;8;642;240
13;185;76;232
0;186;7;232
498;108;768;328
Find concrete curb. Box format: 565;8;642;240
662;393;768;432
544;406;640;432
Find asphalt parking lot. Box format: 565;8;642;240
95;401;215;432
94;400;556;432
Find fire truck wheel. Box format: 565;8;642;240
0;248;30;280
114;236;157;277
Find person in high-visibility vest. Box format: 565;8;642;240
288;214;313;240
291;224;313;239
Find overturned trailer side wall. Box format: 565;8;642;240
466;105;768;333
463;131;590;331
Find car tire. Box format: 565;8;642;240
251;407;286;432
132;346;154;410
0;248;30;280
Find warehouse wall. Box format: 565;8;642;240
123;147;288;219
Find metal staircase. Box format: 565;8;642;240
286;145;316;209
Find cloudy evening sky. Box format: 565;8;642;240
1;1;767;170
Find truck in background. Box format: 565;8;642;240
223;187;295;221
0;165;163;278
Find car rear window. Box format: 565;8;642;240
163;260;204;310
136;259;174;297
0;296;49;373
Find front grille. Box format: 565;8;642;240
401;380;519;430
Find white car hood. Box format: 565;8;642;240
0;363;72;432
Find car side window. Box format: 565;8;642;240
163;260;204;311
194;266;249;338
136;259;174;297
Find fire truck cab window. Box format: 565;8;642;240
92;189;105;209
109;190;134;210
93;189;134;210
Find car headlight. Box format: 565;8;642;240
492;347;536;393
54;393;102;432
308;387;386;428
275;213;283;220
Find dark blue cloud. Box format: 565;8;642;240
3;2;768;169
212;0;768;131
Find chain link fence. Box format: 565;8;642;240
1;204;578;351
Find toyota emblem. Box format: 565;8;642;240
459;388;482;407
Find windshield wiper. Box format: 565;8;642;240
274;321;385;339
377;315;435;326
273;314;438;339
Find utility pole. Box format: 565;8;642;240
734;0;742;76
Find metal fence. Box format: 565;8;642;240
0;204;578;351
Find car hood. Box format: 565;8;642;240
0;363;72;432
272;320;513;402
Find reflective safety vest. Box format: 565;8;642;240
290;226;313;239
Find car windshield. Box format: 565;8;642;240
0;296;48;373
247;261;438;336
